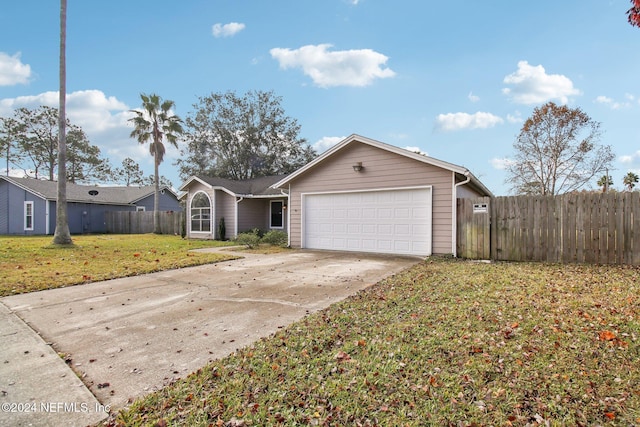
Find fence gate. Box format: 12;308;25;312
456;197;491;259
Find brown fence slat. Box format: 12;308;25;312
456;197;490;259
457;193;640;265
105;211;184;235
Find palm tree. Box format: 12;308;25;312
623;171;639;192
129;93;183;234
597;175;614;193
52;0;72;245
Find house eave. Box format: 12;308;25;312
270;134;491;194
0;176;48;200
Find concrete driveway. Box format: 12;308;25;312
0;249;419;427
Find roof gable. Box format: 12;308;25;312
179;174;287;197
0;176;177;205
271;134;492;196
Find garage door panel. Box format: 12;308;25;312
412;207;429;218
319;223;332;233
394;241;411;251
394;224;411;235
303;188;432;256
333;223;346;233
348;224;360;234
377;240;392;250
362;224;376;234
362;208;376;219
378;208;393;219
394;208;410;218
377;224;393;235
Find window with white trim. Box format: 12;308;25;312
190;192;211;232
270;200;283;229
136;206;146;212
24;201;34;231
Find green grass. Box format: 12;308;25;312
104;258;640;426
0;234;238;296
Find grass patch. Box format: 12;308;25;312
105;258;640;426
0;235;238;296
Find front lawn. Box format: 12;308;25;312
0;234;237;296
106;259;640;426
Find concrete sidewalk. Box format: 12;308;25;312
0;302;108;427
0;249;419;426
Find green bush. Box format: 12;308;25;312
235;231;261;248
261;230;288;247
217;217;226;241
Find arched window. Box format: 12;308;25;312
190;192;211;232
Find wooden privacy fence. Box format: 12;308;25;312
457;193;640;265
456;197;491;260
105;211;184;235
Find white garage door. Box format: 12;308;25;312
303;187;432;256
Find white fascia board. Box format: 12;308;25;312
178;176;212;192
271;134;481;190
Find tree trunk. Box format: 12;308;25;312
153;153;161;234
52;0;72;245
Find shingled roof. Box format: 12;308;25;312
0;176;176;205
180;175;287;197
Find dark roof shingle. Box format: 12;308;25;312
195;174;287;196
1;176;169;205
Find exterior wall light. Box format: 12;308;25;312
352;162;364;172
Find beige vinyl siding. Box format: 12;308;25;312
288;142;455;254
237;198;265;233
456;182;484;198
237;197;288;233
215;190;236;238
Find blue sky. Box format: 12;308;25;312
1;0;639;195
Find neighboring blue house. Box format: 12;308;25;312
0;176;182;235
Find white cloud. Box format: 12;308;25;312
434;112;504;132
0;90;162;175
506;111;523;124
595;95;631;110
0;90;131;134
212;22;245;38
313;136;345;153
502;60;581;105
468;92;480;102
490;157;515;170
405;146;428;156
619;150;640;164
270;44;396;88
0;52;32;86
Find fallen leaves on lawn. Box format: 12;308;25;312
105;259;640;426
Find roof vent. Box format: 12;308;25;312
88;190;99;196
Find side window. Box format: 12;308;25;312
190;192;211;232
24;201;34;231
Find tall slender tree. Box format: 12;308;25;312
129;93;183;234
597;174;614;193
0;116;24;175
52;0;72;245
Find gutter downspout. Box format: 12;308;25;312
452;171;471;258
280;187;290;247
235;196;244;239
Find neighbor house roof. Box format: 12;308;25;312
271;134;493;196
179;174;288;197
0;176;177;205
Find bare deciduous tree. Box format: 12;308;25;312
506;102;614;195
